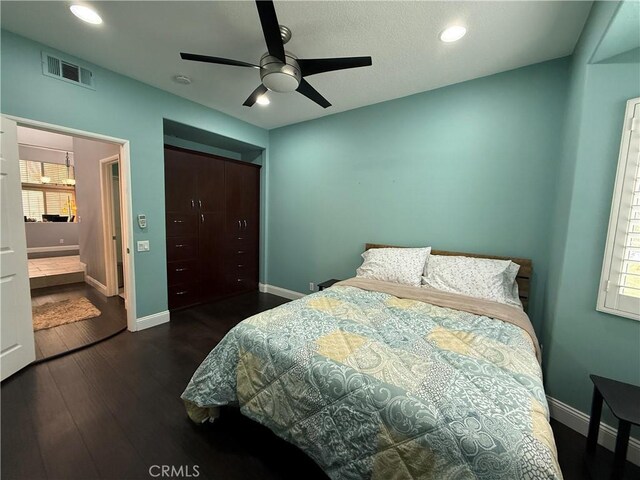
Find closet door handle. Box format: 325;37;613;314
237;264;244;268
176;290;188;295
237;250;245;254
237;220;241;229
175;244;186;248
237;279;242;282
175;267;188;272
191;199;195;209
201;214;205;223
173;220;184;223
198;200;202;209
243;219;247;229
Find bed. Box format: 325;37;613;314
181;245;561;479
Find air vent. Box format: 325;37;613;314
79;68;93;86
47;55;61;76
42;51;95;90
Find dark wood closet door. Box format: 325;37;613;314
242;166;260;245
165;147;199;310
197;157;225;212
198;211;226;301
164;149;198;213
224;161;260;294
196;157;226;301
224;161;245;241
225;162;260;241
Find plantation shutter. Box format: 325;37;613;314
598;98;640;320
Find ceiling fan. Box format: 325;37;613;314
180;0;372;108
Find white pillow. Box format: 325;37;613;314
356;247;431;287
422;255;522;307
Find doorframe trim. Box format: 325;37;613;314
5;114;137;332
99;154;121;298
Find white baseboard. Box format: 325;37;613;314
135;310;170;331
547;395;640;466
27;244;79;254
258;282;306;300
85;274;108;296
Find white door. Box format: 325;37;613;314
0;116;35;380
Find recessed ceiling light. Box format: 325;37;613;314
256;94;270;106
439;25;466;43
69;4;103;25
173;75;192;85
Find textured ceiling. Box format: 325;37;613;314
1;1;592;129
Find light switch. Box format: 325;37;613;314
137;240;150;252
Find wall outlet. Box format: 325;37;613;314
59;239;64;244
309;282;316;292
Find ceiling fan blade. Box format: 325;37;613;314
243;84;269;107
297;57;372;77
180;53;260;69
296;79;331;108
255;0;286;63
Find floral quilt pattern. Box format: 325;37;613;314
182;286;562;479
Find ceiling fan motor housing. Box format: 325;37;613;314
260;52;301;93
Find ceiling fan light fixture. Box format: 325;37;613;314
256;94;270;106
179;0;372;108
439;25;467;43
262;72;299;93
69;4;103;25
260;53;301;93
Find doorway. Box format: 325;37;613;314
100;155;126;300
1;115;136;378
18;126;129;361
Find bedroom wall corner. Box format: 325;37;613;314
542;0;640;437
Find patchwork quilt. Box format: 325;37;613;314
182;281;561;479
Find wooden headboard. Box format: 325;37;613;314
365;243;532;311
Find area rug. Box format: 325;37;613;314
33;297;101;331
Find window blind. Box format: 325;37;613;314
45;191;75;216
19;160;74;185
43;162;75;185
22;190;45;222
598;98;640;320
19;160;43;184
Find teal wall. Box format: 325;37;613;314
543;0;640;425
267;57;571;332
163;136;243;161
0;30;268;318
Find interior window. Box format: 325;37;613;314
597;98;640;319
20;159;76;222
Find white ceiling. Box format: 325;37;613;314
1;1;592;129
17;126;73;152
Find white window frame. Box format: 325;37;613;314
597;97;640;321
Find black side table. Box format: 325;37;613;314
318;279;340;291
587;374;640;479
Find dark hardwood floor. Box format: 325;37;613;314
3;291;639;480
31;283;127;361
